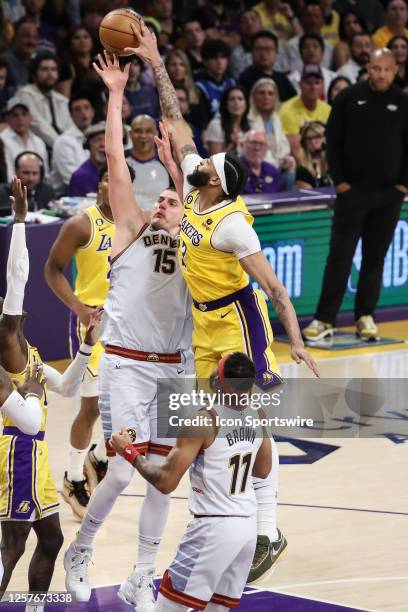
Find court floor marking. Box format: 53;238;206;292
118;493;408;516
245;585;374;611
270;576;408;590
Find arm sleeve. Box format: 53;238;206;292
3;223;29;316
1;391;42;435
43;342;93;397
180;153;203;199
211;213;261;259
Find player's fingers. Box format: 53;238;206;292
9;196;15;206
92;61;102;75
112;53;119;67
130;22;142;42
104;49;112;66
97;53;107;70
123;61;131;75
24;365;31;381
22;185;27;202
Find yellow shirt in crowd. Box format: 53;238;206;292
253;1;294;42
321;10;340;46
279;96;331;135
372;25;408;49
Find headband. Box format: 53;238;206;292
211;152;229;195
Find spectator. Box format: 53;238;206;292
0;141;8;184
165;49;207;129
388;35;408;89
0;96;48;182
182;19;206;75
372;0;408;49
303;49;408;341
296;121;332;189
0;58;13;116
275;2;334;73
327;75;351;104
51;95;95;196
150;0;177;39
0;4;14;54
195;39;235;120
0;20;38;87
288;34;336;100
252;0;301;43
248;78;292;169
333;9;367;69
19;51;73;148
125;115;170;209
238;31;296;101
124;56;161;120
69;121;105;196
336;32;372;83
333;0;384;35
80;0;111;54
279;65;331;161
174;86;207;157
57;26;103;118
229;9;263;81
206;85;250;155
320;0;341;47
0;151;55;215
192;0;235;35
241;129;285;194
15;0;59;50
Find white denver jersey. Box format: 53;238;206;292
189;405;263;517
100;225;192;353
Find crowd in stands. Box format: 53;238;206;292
0;0;407;214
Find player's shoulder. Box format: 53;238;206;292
59;210;92;244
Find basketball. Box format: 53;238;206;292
99;8;141;56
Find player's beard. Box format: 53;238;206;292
187;168;210;188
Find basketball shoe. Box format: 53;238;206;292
84;444;108;494
61;472;90;520
64;542;93;602
117;567;155;611
302;319;334;341
247;529;287;584
356;315;379;340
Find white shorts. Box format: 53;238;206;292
98;352;186;456
159;515;256;609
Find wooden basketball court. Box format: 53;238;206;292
4;321;408;612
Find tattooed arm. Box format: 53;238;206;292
125;20;197;162
240;252;320;377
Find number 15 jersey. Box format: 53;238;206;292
100;225;192;353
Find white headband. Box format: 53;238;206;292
211;152;229;195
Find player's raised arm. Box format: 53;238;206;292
125;20;197;163
93;52;145;258
0;177;29;373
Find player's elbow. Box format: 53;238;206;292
252;462;272;480
156;482;174;495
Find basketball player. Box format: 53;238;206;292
0;176;102;612
45;163;134;520
110;352;272;611
64;52;192;608
126;21;319;582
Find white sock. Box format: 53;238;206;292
25;605;44;612
68;444;88;482
92;436;107;463
136;455;170;571
254;436;279;542
77;455;134;547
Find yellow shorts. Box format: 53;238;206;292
69;311;104;386
192;286;282;388
0;432;59;522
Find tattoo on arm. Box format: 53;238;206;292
134;455;163;486
269;287;287;314
153;62;182;121
180;144;197;158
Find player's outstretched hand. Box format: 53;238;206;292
155;121;176;170
124;21;161;67
10;176;28;222
13;363;45;398
84;307;104;346
290;344;320;378
110;426;134;456
92;51;130;92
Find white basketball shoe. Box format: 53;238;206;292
64;541;93;602
117;567;155;610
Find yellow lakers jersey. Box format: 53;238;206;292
179;190;253;302
3;344;47;432
74;205;115;306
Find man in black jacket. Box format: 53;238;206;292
304;48;408;341
0;151;55;216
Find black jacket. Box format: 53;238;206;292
238;65;296;102
0;182;55;216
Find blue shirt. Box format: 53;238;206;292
240;157;284;195
69;159;99;197
195;72;235;117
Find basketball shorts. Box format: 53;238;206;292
69;311;103;397
98;352;187;457
159;515;256;609
0;433;59;522
192;285;282;389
